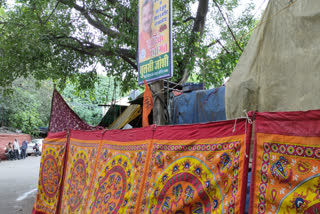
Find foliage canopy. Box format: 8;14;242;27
61;75;122;126
0;0;257;92
0;75;121;134
0;78;52;135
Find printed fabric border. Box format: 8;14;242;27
35;118;253;214
249;110;320;214
33;131;68;214
140;119;252;214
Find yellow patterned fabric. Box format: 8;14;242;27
139;122;251;214
249;110;320;214
35;119;252;214
33;132;68;214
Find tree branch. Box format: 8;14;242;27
178;0;209;84
31;3;43;25
120;56;137;70
107;0;117;4
183;16;196;23
43;2;60;25
57;43;97;56
57;0;120;38
192;0;209;35
206;39;231;54
91;8;113;19
52;35;136;60
173;16;195;25
216;39;230;54
206;40;217;48
212;0;243;52
0;21;25;27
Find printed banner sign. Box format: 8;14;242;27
138;0;173;84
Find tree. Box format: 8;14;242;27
61;75;122;125
194;1;257;86
0;0;257;92
0;75;123;133
0;77;53;135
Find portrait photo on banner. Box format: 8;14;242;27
138;0;172;84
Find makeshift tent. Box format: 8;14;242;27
225;0;320;119
33;108;320;214
49;88;102;132
32;132;67;214
170;86;226;124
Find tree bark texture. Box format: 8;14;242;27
151;81;166;125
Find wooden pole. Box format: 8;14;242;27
152;80;165;125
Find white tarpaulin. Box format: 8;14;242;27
225;0;320;119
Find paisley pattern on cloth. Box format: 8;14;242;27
249;110;320;214
33;132;68;214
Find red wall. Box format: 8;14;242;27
0;134;32;160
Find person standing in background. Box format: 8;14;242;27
13;139;20;160
21;140;28;159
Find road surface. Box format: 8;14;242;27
0;156;41;214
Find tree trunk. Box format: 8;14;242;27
152;80;165;125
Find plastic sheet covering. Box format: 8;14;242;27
170;86;226;124
226;0;320;119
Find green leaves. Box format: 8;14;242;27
61;75;122;126
0;0;258;93
0;77;52;135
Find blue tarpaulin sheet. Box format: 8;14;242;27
170;86;226;124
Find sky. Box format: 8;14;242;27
191;0;269;20
6;0;269;18
250;0;269;16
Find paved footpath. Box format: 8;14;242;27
0;156;41;214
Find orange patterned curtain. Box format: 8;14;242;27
34;118;252;214
33;132;68;214
249;110;320;214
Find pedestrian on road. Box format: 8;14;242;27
21;140;28;159
13;139;20;160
